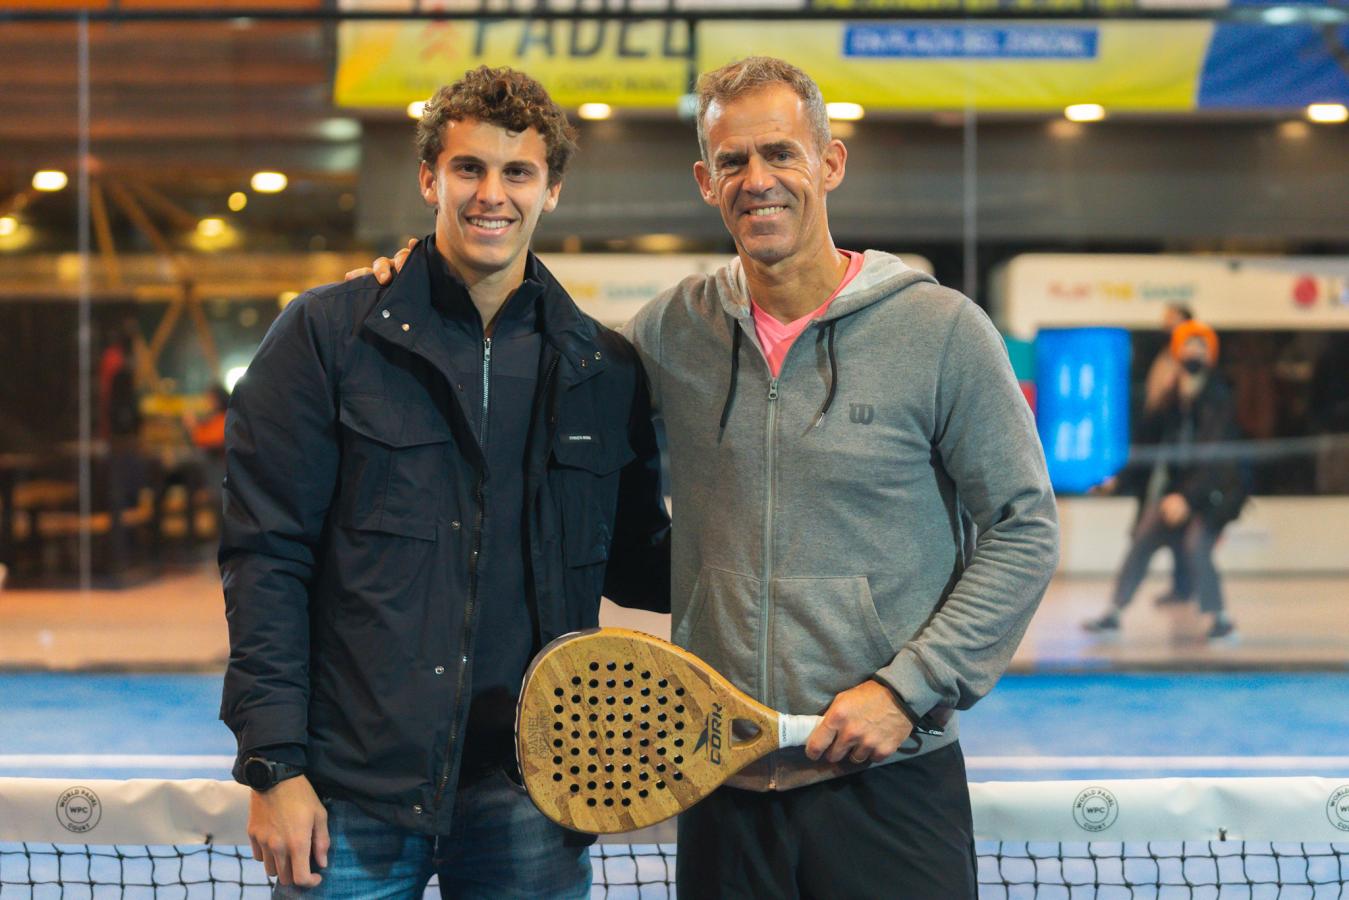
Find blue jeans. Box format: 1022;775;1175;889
274;767;592;899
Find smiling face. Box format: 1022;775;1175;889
694;84;845;269
419;117;561;286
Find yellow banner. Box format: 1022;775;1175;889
697;21;1212;110
334;20;692;109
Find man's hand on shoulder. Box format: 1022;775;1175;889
247;775;330;888
344;238;419;285
804;679;914;765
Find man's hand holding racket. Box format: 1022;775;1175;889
804;680;915;765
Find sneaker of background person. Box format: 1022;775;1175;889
1083;610;1121;633
1206;616;1237;641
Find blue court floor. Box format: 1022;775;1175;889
2;671;1347;782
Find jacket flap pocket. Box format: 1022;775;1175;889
552;431;636;475
340;505;437;542
340;394;452;448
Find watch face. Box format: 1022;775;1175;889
244;758;273;790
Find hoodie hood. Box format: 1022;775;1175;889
714;250;937;324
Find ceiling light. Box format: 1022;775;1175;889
1261;5;1301;24
1306;103;1348;124
250;171;288;193
578;103;613;121
32;170;68;191
197;217;226;238
318;117;361;141
407;100;427;119
0;216;16;237
228;191;248;212
826;102;865;122
1064;103;1106;123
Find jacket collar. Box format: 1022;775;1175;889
363;237;607;386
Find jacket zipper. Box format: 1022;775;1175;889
480;337;492;444
432;337;493;809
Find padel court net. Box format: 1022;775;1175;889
2;776;1347;897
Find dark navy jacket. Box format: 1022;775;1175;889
219;239;670;834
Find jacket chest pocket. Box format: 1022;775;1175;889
337;393;454;541
550;426;635;567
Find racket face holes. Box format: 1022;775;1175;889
571;695;581;704
623;680;633;689
605;679;616;688
588;679;598;688
587;764;597;773
622;781;631;790
673;772;683;781
553;739;563;748
641;688;650;697
571;731;580;739
570;766;580;775
673;739;684;747
570;785;580;793
674;687;685;697
674;722;684;730
571;748;580;756
674;705;685;714
589;662;599;671
553;705;563;714
607;662;617;671
638;789;648;798
657;746;666;755
641;671;650;679
656;781;666;790
622;798;631;806
603;798;614;807
588;731;597;739
587;781;596;790
553;773;562;782
621;764;631;772
587;798;597;807
571;677;582;686
624;662;634;671
553;756;562;765
658;679;668;689
588;697;598;705
554;688;564;697
673;755;683;764
639;772;648;781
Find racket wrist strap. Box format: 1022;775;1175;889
778;714;822;748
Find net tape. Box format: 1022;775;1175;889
1;777;1347;898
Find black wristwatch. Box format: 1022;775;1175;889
243;756;305;792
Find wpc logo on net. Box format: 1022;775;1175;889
1327;785;1349;832
1072;787;1119;833
55;786;102;834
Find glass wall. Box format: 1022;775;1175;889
1;6;1347;671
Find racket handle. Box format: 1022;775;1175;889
777;714;824;748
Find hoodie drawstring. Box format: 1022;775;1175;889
812;320;838;429
721;317;839;436
718;321;742;441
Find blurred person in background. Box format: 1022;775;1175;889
1093;302;1196;606
1084;320;1248;640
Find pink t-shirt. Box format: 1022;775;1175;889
751;250;864;377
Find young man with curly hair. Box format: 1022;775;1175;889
220;66;670;897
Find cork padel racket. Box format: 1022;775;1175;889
515;627;822;834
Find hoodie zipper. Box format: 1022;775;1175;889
761;374;779;789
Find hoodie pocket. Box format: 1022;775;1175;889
770;576;897;715
673;566;762;700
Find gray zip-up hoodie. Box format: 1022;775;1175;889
624;250;1059;790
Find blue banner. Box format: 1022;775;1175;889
1198;25;1349;107
843;25;1099;59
